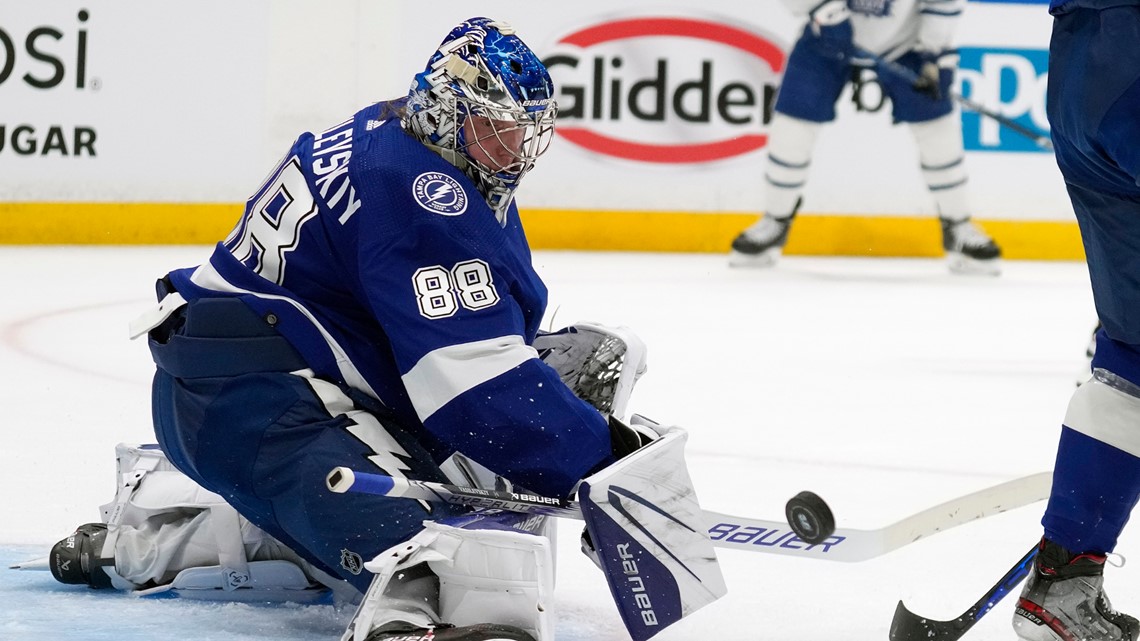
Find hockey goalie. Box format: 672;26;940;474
31;16;730;641
35;316;724;641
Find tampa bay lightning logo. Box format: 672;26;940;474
412;172;468;216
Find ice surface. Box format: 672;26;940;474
2;246;1133;641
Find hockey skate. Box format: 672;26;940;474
729;213;795;267
365;623;535;641
1013;538;1138;641
941;217;1002;275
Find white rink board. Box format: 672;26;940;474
0;0;1065;221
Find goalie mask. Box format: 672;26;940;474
405;17;557;222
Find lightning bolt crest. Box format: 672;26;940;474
428;182;454;202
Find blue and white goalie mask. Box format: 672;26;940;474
405;17;557;221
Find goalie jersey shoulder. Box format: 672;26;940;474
283;100;494;236
342;107;520;252
228;100;526;291
172;100;549;421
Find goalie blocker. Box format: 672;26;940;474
578;428;727;641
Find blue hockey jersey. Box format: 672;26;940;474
1049;0;1140;14
165;101;613;497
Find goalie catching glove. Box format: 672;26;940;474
533;322;647;420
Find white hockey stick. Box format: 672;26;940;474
327;468;1051;562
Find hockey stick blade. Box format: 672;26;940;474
890;544;1039;641
328;467;1050;562
851;46;1053;150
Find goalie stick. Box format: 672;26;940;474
890;544;1039;641
852;46;1054;151
327;467;1052;562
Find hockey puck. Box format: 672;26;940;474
785;491;836;545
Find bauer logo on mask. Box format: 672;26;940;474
412;171;469;216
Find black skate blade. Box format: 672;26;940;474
889;600;972;641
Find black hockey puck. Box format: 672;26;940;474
785;490;836;545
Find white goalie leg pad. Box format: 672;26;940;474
133;560;326;602
99;444;251;591
764;113;821;218
433;513;555;640
578;429;727;641
909;113;971;221
96;443;329;600
345;511;556;641
533;322;648;420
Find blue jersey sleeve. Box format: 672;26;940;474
179;107;614;498
350;132;613;497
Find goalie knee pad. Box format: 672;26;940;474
345;512;556;641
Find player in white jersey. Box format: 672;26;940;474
729;0;1002;274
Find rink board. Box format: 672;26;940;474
0;1;1070;256
0;203;1084;260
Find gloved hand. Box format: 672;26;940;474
609;414;671;458
807;0;854;62
911;49;943;100
581;527;603;570
582;413;674;569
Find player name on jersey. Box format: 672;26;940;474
311;117;361;222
